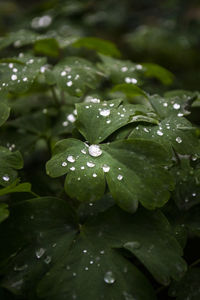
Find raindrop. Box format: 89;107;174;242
89;144;102;157
62;162;67;167
35;248;46;259
157;130;163;136
81;149;87;154
104;271;115;284
23;77;28;82
11;74;17;81
173;103;180;110
67;155;75;163
67;114;76;123
87;162;95;168
102;164;110;173
90;260;94;264
163;102;168;107
106;120;111;124
121;66;128;72
93;173;97;177
192;193;196;197
117;174;123;181
70;166;75;171
44;256;51;264
85;267;89;271
176;137;182;144
62;121;68;127
83;249;87;253
61;71;66;76
66;81;73;87
100;109;110;117
2;175;10;182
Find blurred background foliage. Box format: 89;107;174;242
0;0;200;91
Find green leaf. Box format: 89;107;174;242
76;99;158;144
98;54;141;84
0;102;10;126
129;115;199;155
72;37;121;57
0;30;38;50
0;197;187;299
46;138;174;212
149;94;191;119
0;56;46;94
171;156;200;210
0;180;32;197
169;268;200;300
0;146;23;187
111;83;149;99
0;203;9;223
34;38;60;58
141;63;174;85
50;57;104;96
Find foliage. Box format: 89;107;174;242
0;1;200;299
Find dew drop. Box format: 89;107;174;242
163;102;168;107
100;109;110;117
62;162;67;167
66;81;73;87
124;241;141;250
104;271;115;284
70;166;75;171
102;164;110;173
117;174;123;181
81;149;87;154
157;130;163;136
2;174;10;182
176;137;182;143
89;145;102;157
67;155;75;163
35;248;46;259
61;71;66;76
11;74;17;81
173;103;180;110
67;114;76;123
93;173;97;177
62;121;69;127
44;256;51;264
87;162;95;168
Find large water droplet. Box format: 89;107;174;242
104;271;115;284
173;103;180;110
176;137;182;143
87;161;95;168
89;145;102;157
102;164;110;173
2;174;10;182
157;130;163;136
117;174;123;181
67;155;75;163
100;109;110;117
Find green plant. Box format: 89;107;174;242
0;27;200;300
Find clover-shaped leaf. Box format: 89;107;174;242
129;115;199;155
46;137;174;212
0;197;187;299
76;99;158;144
0;55;46;94
0;146;23;187
50;57;105;96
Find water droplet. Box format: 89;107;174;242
11;74;17;81
2;175;10;182
81;166;85;170
100;109;110;117
67;114;76;123
35;248;46;259
93;173;97;177
117;174;123;181
121;66;128;72
62;162;67;167
85;267;89;271
100;250;105;254
176;137;182;143
163;102;168;107
157;130;163;136
44;256;51;264
173;103;180;110
67;155;75;163
81;149;87;154
66;81;73;87
73;272;76;277
62;121;69;127
61;71;66;76
8;63;13;69
104;271;115;284
102;164;110;172
89;145;102;157
87;162;95;168
83;249;87;253
192;193;196;197
106;119;111;124
70;166;75;171
90;260;94;264
124;241;141;250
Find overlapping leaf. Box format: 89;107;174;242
49;57;105;96
76;99;158;144
0;146;23;187
46;137;174;212
0;55;46;94
0;197;187;299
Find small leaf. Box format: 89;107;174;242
72;37;121;57
111;83;149;99
34;38;60;58
141;63;174;85
0;181;32;197
0;146;23;187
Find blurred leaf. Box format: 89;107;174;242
0;203;9;223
